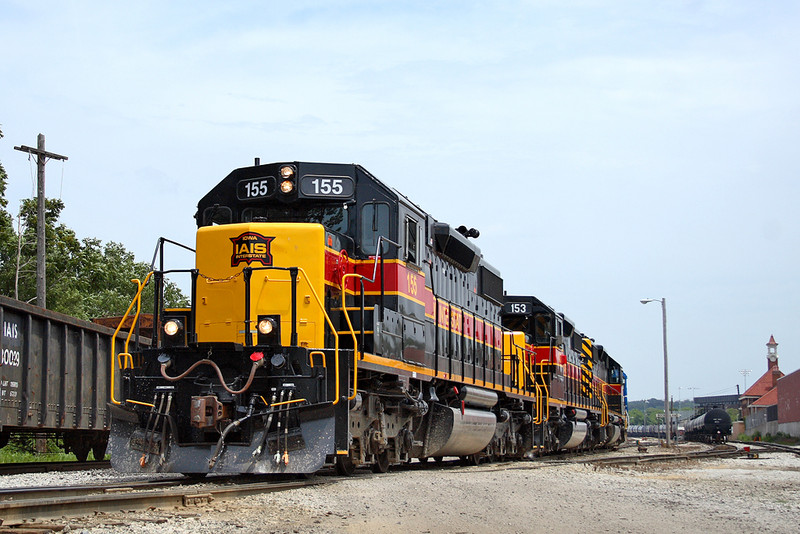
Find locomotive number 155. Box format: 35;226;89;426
300;175;355;198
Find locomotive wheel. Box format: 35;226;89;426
433;456;444;464
335;455;355;476
419;456;429;463
372;451;390;473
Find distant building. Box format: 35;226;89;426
740;336;783;436
693;394;740;414
778;368;800;436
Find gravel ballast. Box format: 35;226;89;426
2;443;799;533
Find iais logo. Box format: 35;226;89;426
229;232;275;267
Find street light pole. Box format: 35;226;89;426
641;297;671;447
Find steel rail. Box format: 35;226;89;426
0;477;328;525
0;460;111;476
586;445;747;468
731;440;800;456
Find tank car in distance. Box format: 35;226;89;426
684;408;732;443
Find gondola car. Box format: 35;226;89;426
108;161;626;475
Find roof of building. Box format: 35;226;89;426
749;387;779;407
742;368;784;398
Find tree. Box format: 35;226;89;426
628;408;645;425
0;128;17;292
0;129;187;318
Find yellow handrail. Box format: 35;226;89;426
252;266;343;404
110;273;153;406
340;273;363;401
535;361;551;425
293;267;342;405
598;383;610;426
308;350;327;368
510;338;551;424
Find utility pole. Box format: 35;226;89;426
13;134;68;309
739;369;752;393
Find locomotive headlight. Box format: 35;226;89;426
257;315;281;346
258;317;277;335
164;319;183;337
279;165;295;179
279;165;296;194
280;179;294;194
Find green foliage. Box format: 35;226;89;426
774;432;800;445
0;131;187;317
628;408;644;425
0;128;17;293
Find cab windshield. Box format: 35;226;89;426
241;204;348;234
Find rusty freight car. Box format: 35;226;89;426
0;295;132;461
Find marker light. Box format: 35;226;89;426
164;319;183;337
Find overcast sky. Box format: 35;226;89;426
1;1;798;403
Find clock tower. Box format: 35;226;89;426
766;335;778;370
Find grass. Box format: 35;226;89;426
0;445;110;464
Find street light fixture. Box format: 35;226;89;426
641;297;671;447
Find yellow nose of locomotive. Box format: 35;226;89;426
194;222;326;348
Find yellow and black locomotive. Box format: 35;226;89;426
108;161;626;475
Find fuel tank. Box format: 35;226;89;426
421;403;497;458
558;420;589;449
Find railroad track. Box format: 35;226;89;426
0;449;624;526
0;474;329;527
6;441;784;527
586;443;758;468
0;460;111;476
731;440;800;456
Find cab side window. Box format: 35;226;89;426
361;202;390;255
405;217;418;265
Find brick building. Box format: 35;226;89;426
778;368;800;436
740;336;787;436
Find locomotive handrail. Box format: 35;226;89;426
598;383;610;426
111;273;153;406
243;265;344;405
508;338;552;424
308;350;327;368
340;273;365;401
509;337;537;397
535;362;551;424
364;235;401;323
